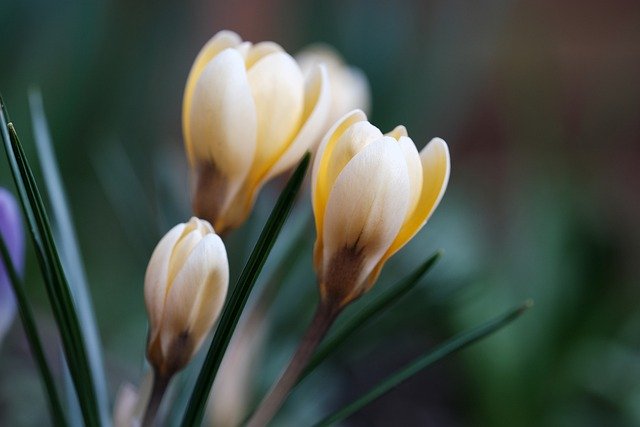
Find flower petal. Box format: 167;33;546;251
245;41;283;69
159;234;228;359
188;48;258;213
264;64;330;182
246;51;305;183
323;121;383;199
378;137;450;262
386;125;407;140
144;223;185;341
321;138;410;294
397;135;423;219
311;109;367;242
183;30;243;155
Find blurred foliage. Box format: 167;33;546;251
1;0;639;426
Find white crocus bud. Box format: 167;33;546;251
312;110;450;308
183;30;330;233
296;44;371;133
144;217;229;377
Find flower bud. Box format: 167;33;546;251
183;30;330;233
144;217;229;377
296;44;371;133
0;187;24;344
311;111;450;308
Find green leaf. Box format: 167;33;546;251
90;140;158;258
29;89;110;426
0;232;67;426
180;153;311;427
313;300;533;427
1;95;101;426
300;251;442;382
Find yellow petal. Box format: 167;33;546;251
386;125;407;140
296;44;371;122
311;109;367;242
321;137;410;295
245;41;283;69
160;234;228;359
188;48;257;212
397;135;423;219
246;51;304;184
331;65;371;122
144;223;185;341
323;121;382;200
183;31;243;157
167;218;210;286
377;137;450;264
264;64;330;181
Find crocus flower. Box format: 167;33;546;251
0;187;24;344
247;111;450;427
312;110;450;308
296;44;371;135
183;30;330;233
145;217;229;378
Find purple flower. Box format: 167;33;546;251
0;187;25;343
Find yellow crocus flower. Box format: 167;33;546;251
183;30;330;233
144;217;228;378
312;110;450;308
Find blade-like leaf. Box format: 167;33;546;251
29;89;110;425
180;153;311;427
90;140;158;257
0;233;67;426
314;300;533;427
300;251;442;382
1;96;101;426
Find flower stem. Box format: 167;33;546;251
142;370;171;427
247;301;341;427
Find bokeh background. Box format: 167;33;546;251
1;0;639;425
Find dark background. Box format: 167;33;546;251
1;0;639;425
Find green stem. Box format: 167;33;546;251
141;371;172;427
0;234;67;426
246;301;341;427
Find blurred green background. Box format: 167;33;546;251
1;0;639;426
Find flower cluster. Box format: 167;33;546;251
138;29;449;426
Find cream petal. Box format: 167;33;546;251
185;234;228;347
159;234;229;359
188;48;258;211
167;229;202;286
311;109;368;237
323;121;383;198
183;31;243;156
386;125;407;140
296;44;343;77
379;137;450;262
246;51;305;182
264;64;330;182
397;136;423;219
330;66;371;122
322;138;410;292
245;41;284;69
144;223;185;340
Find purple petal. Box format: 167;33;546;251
0;187;25;342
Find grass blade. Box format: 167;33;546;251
1;95;101;426
29;89;110;425
0;233;67;426
313;300;534;427
180;153;311;427
300;251;442;382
